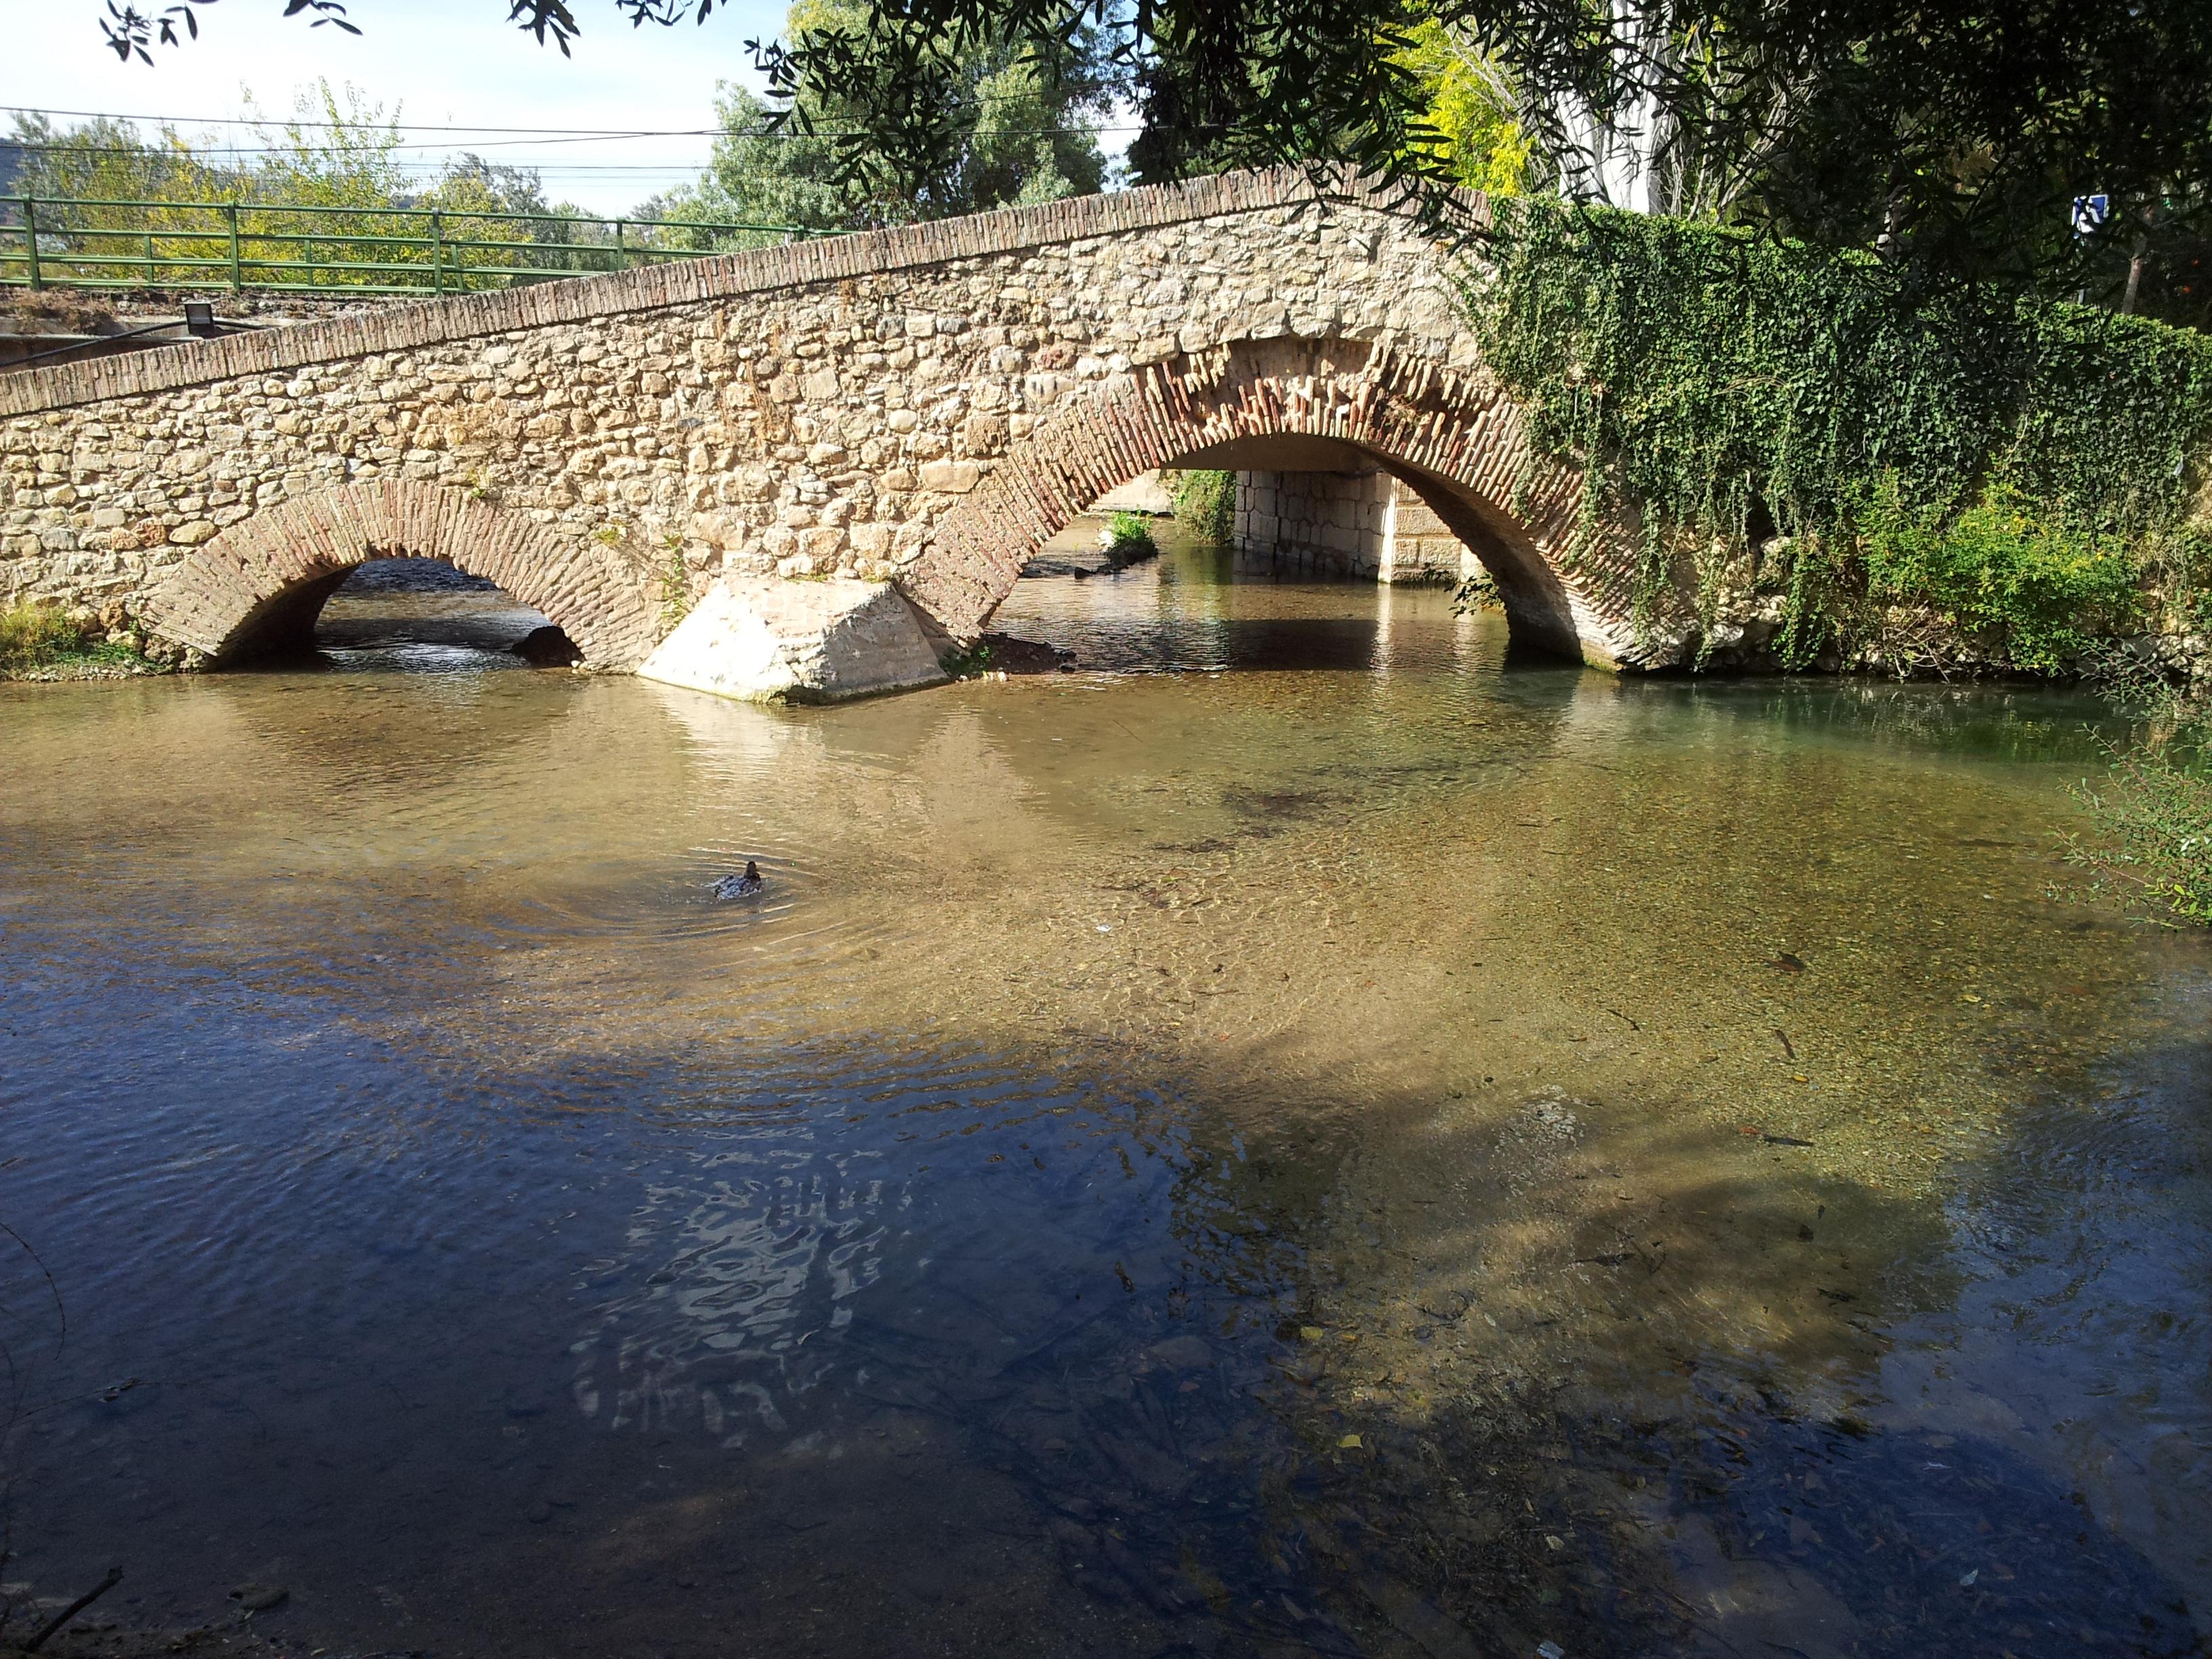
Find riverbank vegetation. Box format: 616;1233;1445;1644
1103;510;1158;560
0;600;170;678
0;599;83;673
1471;202;2212;674
2068;671;2212;927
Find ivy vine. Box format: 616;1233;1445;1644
1469;199;2212;670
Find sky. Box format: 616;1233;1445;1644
3;0;800;214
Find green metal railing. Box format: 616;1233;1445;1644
0;195;817;297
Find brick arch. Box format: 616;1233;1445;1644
899;335;1648;668
141;479;661;668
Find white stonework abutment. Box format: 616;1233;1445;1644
638;575;948;703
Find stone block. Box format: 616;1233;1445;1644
918;459;981;493
638;575;948;703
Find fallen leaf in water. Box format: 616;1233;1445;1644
1338;1433;1363;1450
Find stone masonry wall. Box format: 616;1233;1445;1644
1233;468;1473;585
0;169;1648;670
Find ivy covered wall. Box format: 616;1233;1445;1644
1471;202;2212;675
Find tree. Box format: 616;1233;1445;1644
644;0;1109;245
1393;17;1528;199
5;83;621;288
63;0;2212;321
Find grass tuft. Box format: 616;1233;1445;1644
0;600;88;674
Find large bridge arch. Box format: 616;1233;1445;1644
140;479;661;668
899;336;1647;669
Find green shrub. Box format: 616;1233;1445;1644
1104;510;1158;559
939;638;994;678
0;600;87;674
657;538;694;630
1852;478;2142;670
1169;469;1236;543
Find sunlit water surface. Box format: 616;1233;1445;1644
2;532;2207;1657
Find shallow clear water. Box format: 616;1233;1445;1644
1;529;2207;1657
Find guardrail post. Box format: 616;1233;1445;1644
22;196;41;290
614;219;628;272
431;209;445;296
225;202;243;292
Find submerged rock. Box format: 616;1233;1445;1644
972;633;1076;676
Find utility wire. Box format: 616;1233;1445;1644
3;104;742;134
4;129;1139;157
0;105;1145;138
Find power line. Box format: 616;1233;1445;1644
7;134;705;157
0;104;1145;138
0;130;1143;162
4;105;731;138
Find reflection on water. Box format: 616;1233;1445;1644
1;527;2207;1656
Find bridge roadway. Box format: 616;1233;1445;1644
0;166;1657;700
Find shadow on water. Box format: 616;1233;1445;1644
1256;1052;2212;1659
3;941;2205;1657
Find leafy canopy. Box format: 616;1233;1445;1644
74;0;2212;315
642;0;1111;243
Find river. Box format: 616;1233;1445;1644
1;527;2206;1657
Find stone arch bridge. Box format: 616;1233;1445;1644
1;167;1661;698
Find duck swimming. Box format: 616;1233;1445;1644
712;859;765;900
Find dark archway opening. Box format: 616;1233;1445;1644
249;558;581;668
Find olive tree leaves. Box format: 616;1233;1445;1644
98;0;361;66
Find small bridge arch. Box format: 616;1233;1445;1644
900;336;1642;668
142;479;661;668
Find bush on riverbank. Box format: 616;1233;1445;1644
0;600;88;674
1473;201;2212;672
1104;510;1158;560
1851;480;2146;672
